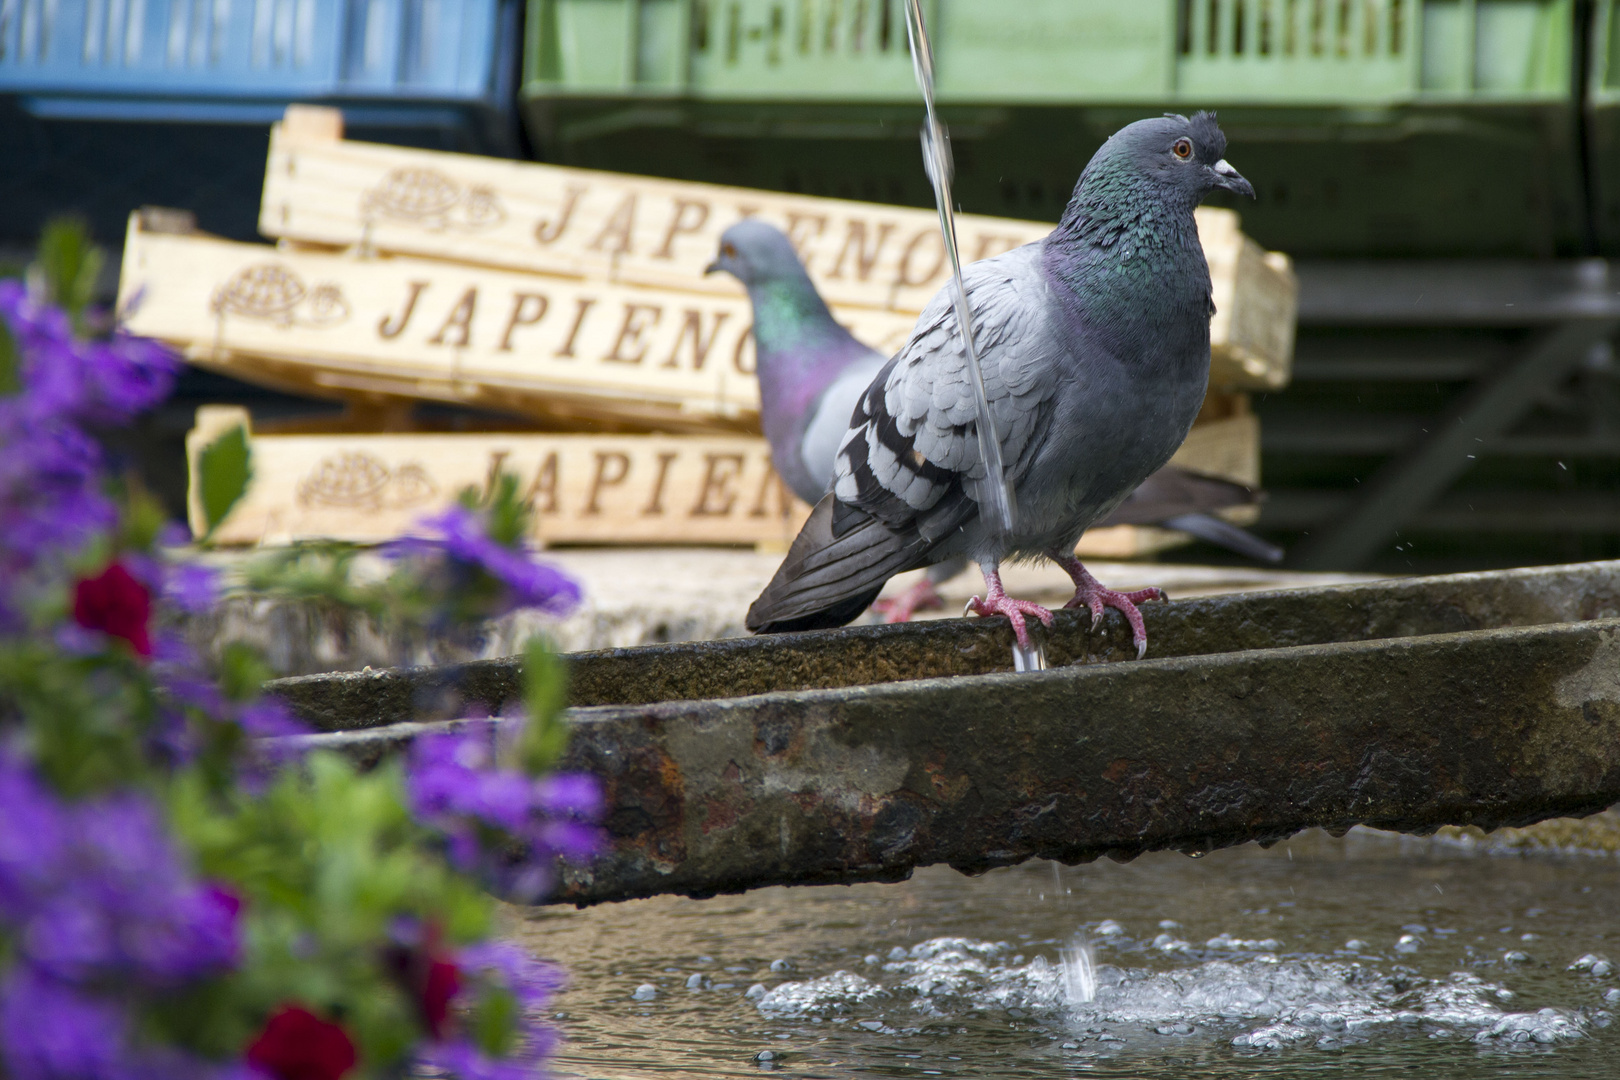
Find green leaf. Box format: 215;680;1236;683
197;424;253;540
458;468;532;547
469;986;519;1057
514;637;570;775
32;216;103;324
218;642;273;702
0;316;17;395
119;478;168;552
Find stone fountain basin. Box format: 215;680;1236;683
270;560;1620;905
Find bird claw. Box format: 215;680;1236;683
872;579;945;624
1064;584;1166;659
966;593;1055;651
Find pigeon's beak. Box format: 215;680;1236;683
1211;159;1255;199
704;259;722;275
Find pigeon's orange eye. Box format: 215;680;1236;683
1172;138;1194;160
722;243;738;258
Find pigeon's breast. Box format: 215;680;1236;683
1006;262;1211;551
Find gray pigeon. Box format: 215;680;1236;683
705;218;888;506
707;218;1279;624
745;113;1254;657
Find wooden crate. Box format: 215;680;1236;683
259;106;1295;390
186;407;812;547
186;406;1257;553
123;216;921;432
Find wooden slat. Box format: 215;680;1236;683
186;409;1259;554
123;220;921;432
257;110;1295;390
186;408;812;547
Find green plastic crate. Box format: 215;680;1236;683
1584;0;1620;253
524;0;1572;105
521;0;1583;258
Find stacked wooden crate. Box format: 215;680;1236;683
121;106;1295;554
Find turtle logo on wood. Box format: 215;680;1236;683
361;167;507;232
210;263;350;328
297;452;439;510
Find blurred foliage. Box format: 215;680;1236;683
196;423;253;542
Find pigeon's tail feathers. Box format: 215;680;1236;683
747;586;885;635
1163;513;1284;563
748;494;926;634
1098;466;1257;527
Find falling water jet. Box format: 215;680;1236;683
901;0;1018;541
1060;935;1098;1005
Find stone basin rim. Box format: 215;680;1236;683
280;615;1620;906
266;558;1620;731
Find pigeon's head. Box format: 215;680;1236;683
706;219;810;287
1093;112;1254;203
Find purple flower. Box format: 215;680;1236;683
0;286;178;625
393;507;581;618
0;967;131;1080
0;754;239;986
161;563;220;615
534;774;603;819
417;943;563;1079
0;282;178;426
416;1040;540;1080
458;941;565;1009
405;731;602;896
0;967;250;1080
236;699;309;740
0;757;69;919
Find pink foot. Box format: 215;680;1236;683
1053;554;1166;660
872;578;945;623
965;568;1053;651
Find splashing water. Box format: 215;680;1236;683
756;933;1599;1054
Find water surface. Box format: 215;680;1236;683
515;829;1619;1078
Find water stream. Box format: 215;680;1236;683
514;828;1618;1078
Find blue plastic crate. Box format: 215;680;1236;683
0;0;512;126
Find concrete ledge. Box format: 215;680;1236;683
265;561;1620;905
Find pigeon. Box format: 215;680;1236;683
706;217;1280;624
704;218;888;506
745;113;1255;657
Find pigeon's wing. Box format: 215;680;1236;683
748;250;1061;632
797;346;888;497
832;249;1060;542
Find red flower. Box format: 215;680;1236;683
421;958;462;1039
246;1006;357;1080
72;562;151;657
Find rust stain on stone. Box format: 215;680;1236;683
600;744;688;865
923;754;972;802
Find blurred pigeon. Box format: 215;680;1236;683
746;113;1255;656
708;219;1280;623
705;219;887;506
